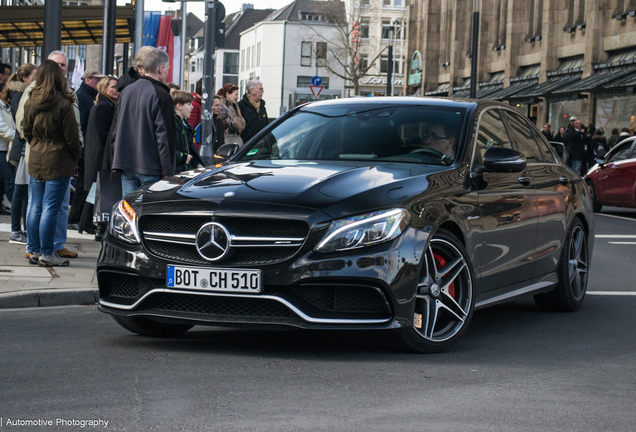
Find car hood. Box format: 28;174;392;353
139;160;445;218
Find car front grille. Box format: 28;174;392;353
138;292;298;319
139;215;309;266
293;284;391;315
98;271;153;305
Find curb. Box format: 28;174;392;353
0;288;99;309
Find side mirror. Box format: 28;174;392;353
595;158;605;167
482;147;527;173
214;143;239;163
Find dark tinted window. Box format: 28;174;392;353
501;111;543;163
608;141;634;163
474;109;512;165
529;123;558;163
240;105;466;166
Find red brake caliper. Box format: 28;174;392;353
434;253;456;299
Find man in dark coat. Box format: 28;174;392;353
112;48;176;197
564;118;585;175
69;68;104;228
238;79;268;143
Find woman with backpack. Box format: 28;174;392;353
588;128;608;168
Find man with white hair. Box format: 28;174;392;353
238;79;269;143
111;47;176;196
16;50;83;261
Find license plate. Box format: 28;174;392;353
166;265;261;293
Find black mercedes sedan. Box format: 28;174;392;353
97;97;595;353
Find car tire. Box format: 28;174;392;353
398;228;475;353
586;180;602;213
534;219;589;312
113;316;194;337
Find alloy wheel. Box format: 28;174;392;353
568;226;588;302
414;238;473;342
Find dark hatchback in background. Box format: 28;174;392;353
97;97;595;353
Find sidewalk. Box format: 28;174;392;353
0;214;100;309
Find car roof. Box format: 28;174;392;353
300;96;496;111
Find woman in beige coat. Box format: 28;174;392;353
217;83;246;147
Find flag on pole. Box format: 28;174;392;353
143;12;162;47
156;15;175;84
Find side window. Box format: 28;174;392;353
474;109;512;164
608;143;633;163
529;123;558;163
501;111;543;163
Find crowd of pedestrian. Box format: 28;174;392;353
558;116;636;177
1;47;270;266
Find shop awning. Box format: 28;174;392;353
547;56;584;78
425;82;450;96
552;68;636;95
0;5;134;48
486;81;537;101
510;76;581;99
606;69;636;88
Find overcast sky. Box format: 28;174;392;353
138;0;292;22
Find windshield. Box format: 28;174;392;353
237;104;467;166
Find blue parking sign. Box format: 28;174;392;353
311;76;322;86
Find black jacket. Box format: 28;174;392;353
84;97;116;189
7;81;26;164
541;130;553;141
174;114;203;172
237;94;268;143
213;114;224;154
112;76;176;177
75;82;98;139
564;126;585;160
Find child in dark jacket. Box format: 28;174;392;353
172;91;203;173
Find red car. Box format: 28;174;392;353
585;137;636;212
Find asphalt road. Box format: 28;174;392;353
1;208;635;432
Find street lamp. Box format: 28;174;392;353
470;0;480;99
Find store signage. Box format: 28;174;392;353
361;76;404;86
408;51;422;86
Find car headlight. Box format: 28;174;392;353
315;209;410;253
108;200;141;244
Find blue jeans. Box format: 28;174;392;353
11;183;28;233
26;177;71;256
54;184;70;252
121;171;161;198
570;159;582;176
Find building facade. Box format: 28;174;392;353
406;0;636;133
238;0;347;117
346;0;408;96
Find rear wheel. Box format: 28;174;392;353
398;229;475;353
113;316;194;337
586;180;602;213
534;219;589;312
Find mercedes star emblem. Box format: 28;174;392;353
195;222;231;261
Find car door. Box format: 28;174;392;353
502;110;570;279
471;108;538;292
597;139;636;205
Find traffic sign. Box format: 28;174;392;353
311;76;322;86
310;85;323;98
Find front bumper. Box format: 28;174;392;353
97;227;430;331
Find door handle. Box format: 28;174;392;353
517;176;532;186
610;164;620;170
559;177;569;185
